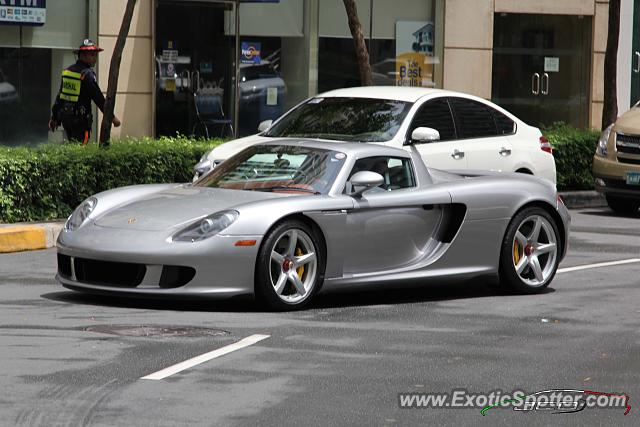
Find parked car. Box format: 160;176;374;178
593;102;640;214
193;87;556;184
58;140;569;310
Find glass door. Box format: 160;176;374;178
492;13;592;128
155;0;236;138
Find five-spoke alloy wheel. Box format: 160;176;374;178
499;207;561;293
256;220;325;310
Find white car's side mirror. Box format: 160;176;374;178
409;127;440;144
258;120;273;132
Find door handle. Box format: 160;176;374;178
634;51;640;73
532;73;540;95
541;73;549;95
499;147;512;156
451;149;465;160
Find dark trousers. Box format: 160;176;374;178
62;121;91;144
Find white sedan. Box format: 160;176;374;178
194;86;556;184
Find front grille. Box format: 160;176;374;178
74;257;146;287
57;254;195;289
616;133;640;155
617;156;640;165
159;266;196;288
57;254;72;278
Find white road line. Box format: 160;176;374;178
141;334;270;381
557;258;640;274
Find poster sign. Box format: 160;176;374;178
395;21;435;87
0;0;46;26
162;50;178;62
544;57;560;73
241;42;262;65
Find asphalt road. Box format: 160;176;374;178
0;207;638;426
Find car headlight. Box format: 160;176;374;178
65;197;97;231
596;124;613;157
173;210;239;242
199;149;214;163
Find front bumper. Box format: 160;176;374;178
56;224;262;299
592;155;640;199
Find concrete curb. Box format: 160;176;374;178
0;222;64;254
559;191;606;209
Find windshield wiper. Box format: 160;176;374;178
250;186;320;194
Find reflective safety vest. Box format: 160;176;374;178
60;69;83;103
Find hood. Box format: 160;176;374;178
94;185;284;231
614;107;640;135
207;134;271;160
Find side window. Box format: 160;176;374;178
347;156;415;191
493;110;516;135
408;98;457;141
450;98;498;138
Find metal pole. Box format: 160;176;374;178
233;0;240;137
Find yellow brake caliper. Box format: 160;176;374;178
295;247;305;279
514;239;521;265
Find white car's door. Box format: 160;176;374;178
405;97;468;170
448;97;519;173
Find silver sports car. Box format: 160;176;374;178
57;140;570;310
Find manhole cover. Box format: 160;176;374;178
84;325;229;338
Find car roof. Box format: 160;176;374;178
260;139;411;159
317;86;461;103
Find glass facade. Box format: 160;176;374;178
318;0;442;92
0;0;94;146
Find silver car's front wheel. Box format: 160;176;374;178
256;220;324;310
499;207;560;293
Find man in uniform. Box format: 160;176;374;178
49;39;121;144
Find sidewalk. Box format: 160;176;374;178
0;191;607;255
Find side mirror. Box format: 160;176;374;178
258;119;273;132
348;171;384;198
193;159;213;177
407;127;440;145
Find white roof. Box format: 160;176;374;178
318;86;454;103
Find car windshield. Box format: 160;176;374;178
263;97;412;142
195;145;346;195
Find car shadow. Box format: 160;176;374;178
579;208;640;219
313;281;555;310
42;281;555;313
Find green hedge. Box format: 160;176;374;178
0;137;221;223
543;123;600;192
0;125;602;223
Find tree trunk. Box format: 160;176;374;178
342;0;373;86
602;0;621;130
99;0;138;146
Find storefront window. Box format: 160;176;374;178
318;0;443;92
0;0;93;146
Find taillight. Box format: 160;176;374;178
540;136;553;154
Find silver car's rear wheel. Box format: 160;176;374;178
499;207;560;293
512;215;558;286
255;220;325;310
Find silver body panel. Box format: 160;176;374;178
57;140;570;299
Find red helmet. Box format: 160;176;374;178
73;39;104;53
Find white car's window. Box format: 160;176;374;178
264;97;412;142
450;98;499;139
346;156;415;192
408;98;457;141
493;109;516;135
